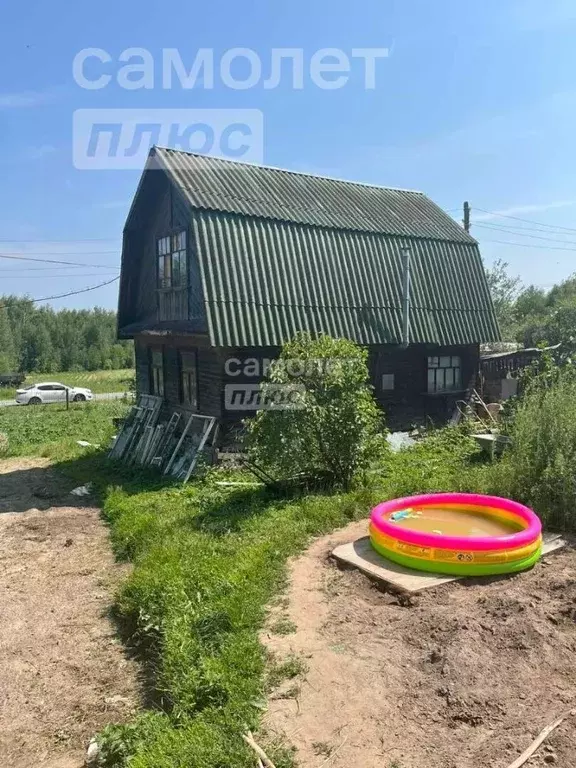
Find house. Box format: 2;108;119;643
118;147;500;436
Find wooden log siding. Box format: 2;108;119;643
134;334;224;420
135;334;479;436
121;170;206;331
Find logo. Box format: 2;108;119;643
224;383;305;411
73;108;264;169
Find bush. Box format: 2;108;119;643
490;371;576;531
246;334;388;489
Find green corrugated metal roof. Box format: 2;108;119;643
151;148;500;348
154;147;474;244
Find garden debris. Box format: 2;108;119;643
77;440;100;448
70;483;93;497
505;708;576;768
85;738;100;766
108;394;217;482
242;731;277;768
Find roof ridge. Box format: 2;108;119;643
153;146;426;196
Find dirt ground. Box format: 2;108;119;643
0;458;140;768
263;520;576;768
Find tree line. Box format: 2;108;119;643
486;260;576;346
0;297;134;373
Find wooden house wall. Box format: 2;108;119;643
135;333;224;419
135;335;480;438
119;172;206;333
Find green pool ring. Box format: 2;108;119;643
370;539;542;577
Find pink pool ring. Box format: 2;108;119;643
370;493;542;576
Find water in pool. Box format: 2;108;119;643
389;506;521;538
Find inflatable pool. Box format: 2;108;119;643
370;493;542;576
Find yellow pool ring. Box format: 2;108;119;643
369;524;542;566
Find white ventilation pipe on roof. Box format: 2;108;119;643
400;247;411;349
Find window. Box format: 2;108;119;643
427;355;462;393
180;350;198;409
150;348;165;397
381;374;395;391
157;231;187;289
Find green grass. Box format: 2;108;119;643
0;368;134;400
0;400;130;459
1;419;487;767
45;451;378;768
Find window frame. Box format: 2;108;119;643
149;347;165;397
179;349;198;410
157;229;188;290
427;354;462;394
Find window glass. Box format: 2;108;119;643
381;373;395;391
157;231;187;288
180;350;197;408
150;349;164;397
172;251;181;286
427;354;462;393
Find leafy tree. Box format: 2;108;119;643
514;285;548;322
0;296;133;374
0;309;16;371
485;259;522;340
246;333;388;489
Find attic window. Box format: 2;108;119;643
158;231;187;289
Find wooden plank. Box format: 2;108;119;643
332;534;567;594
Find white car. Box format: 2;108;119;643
15;382;94;405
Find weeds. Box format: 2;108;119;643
486;371;576;531
269;616;297;635
0;400;128;458
267;654;308;690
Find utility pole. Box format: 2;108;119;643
463;201;471;234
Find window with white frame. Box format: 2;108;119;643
427;355;462;393
157;231;187;289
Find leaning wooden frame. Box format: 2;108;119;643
109;395;217;483
163;414;217;482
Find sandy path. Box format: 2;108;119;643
262;520;576;768
0;458;140;768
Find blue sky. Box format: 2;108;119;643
1;0;576;309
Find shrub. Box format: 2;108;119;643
490;371;576;531
246;334;388;489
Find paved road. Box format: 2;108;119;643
0;392;127;408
